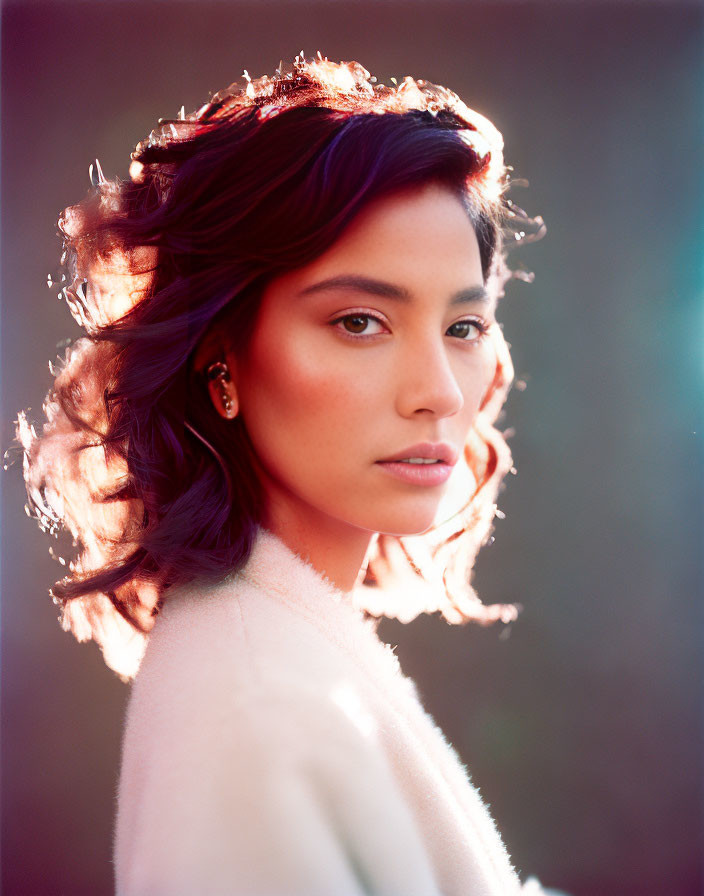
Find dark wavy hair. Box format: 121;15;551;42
14;55;544;679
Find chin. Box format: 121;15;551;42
366;505;440;538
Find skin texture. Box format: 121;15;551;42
208;183;499;591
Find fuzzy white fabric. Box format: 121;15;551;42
115;528;551;895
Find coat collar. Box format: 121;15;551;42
236;526;368;621
233;526;404;676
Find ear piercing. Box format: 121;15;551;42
205;361;236;418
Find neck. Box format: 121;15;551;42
261;498;374;595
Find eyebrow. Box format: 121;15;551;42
297;275;490;306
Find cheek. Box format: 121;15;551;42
458;344;499;419
236;330;380;471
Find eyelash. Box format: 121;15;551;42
330;311;491;343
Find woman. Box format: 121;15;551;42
17;55;555;894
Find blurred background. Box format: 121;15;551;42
2;1;701;894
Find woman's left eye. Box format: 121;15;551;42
446;319;489;342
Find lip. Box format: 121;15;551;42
376;442;459;466
375;442;458;487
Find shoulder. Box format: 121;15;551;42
117;569;394;838
126;567;362;724
115;549;443;893
116;666;438;895
120;573;389;802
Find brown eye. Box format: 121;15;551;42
343;315;370;334
333;314;386;336
447;320;483;341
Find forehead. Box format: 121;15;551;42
275;183;485;296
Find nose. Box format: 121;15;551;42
395;340;464;419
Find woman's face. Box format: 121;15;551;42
225;182;499;541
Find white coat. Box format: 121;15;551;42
115;528;554;895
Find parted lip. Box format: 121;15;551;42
376;442;459;466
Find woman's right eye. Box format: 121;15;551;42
332;314;386;337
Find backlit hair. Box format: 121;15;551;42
15;55;544;680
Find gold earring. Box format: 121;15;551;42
205;361;237;418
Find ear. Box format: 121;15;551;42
193;334;239;420
205;358;239;420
